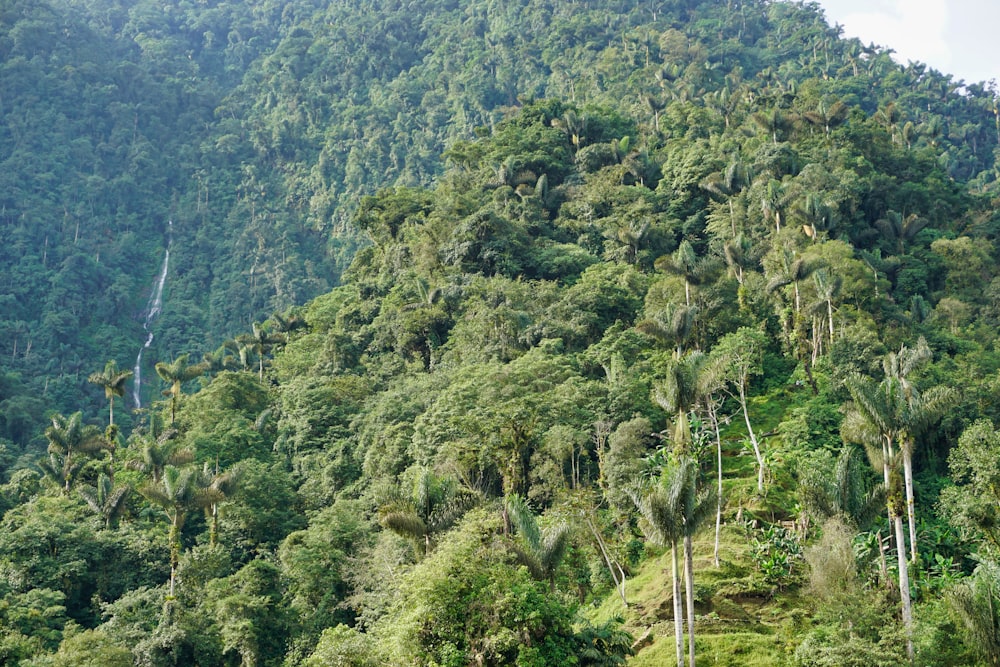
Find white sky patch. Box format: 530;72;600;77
817;0;999;86
842;0;950;69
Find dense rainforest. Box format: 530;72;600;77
2;0;1000;664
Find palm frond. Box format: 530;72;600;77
379;511;428;541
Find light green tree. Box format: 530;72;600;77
87;360;133;427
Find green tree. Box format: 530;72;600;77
381;508;615;666
948;557;1000;667
279;500;371;639
939;419;1000;550
206;559;288;667
711;328;767;494
629;460;686;667
42;412;107;494
140;464;220;597
87;361;133;427
376;468;477;559
503;494;571;591
154;354;208;424
77;473;130;529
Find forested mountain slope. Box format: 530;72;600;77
1;0;998;444
2;0;1000;664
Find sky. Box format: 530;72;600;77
814;0;999;88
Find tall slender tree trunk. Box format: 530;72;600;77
588;517;627;607
903;448;918;564
739;385;765;494
708;401;723;567
827;298;835;343
894;513;914;661
672;543;684;667
684;533;696;667
169;516;181;598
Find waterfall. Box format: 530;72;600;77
132;221;172;409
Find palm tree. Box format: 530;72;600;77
795;193;836;242
636;303;698;358
678;458;715;667
874;210;928;255
843;366;923;660
876;101;904;144
759;178;797;235
202;341;241;375
629;466;685;667
630;458;711;667
504;495;571;591
202;462;241;548
43;412;107;493
809;268;841;346
78;473;131;528
879;340;957;563
574;615;635;666
699;156;751;238
38;451;86;494
236;322;283;382
376;469;478;559
802;99;848;136
604;217;650;265
88;360;133;427
140;464;221;597
752;108;796;145
154;354;207;423
767;248;814;359
654;241;718;307
643;92;667;133
653;351;707;455
128;428;194;484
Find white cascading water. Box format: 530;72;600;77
132;221;172;409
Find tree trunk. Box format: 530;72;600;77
588;517;627;607
169;515;181;598
708;401;723;567
684;533;696;667
894;514;914;661
903;448;918;564
827;297;835;343
672;543;684;667
739;385;765;494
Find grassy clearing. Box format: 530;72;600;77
586;386;817;664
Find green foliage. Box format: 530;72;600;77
939;419;1000;549
301;624;382;667
749;524;804;588
5;0;1000;663
379;508;629;666
279;500;372;639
